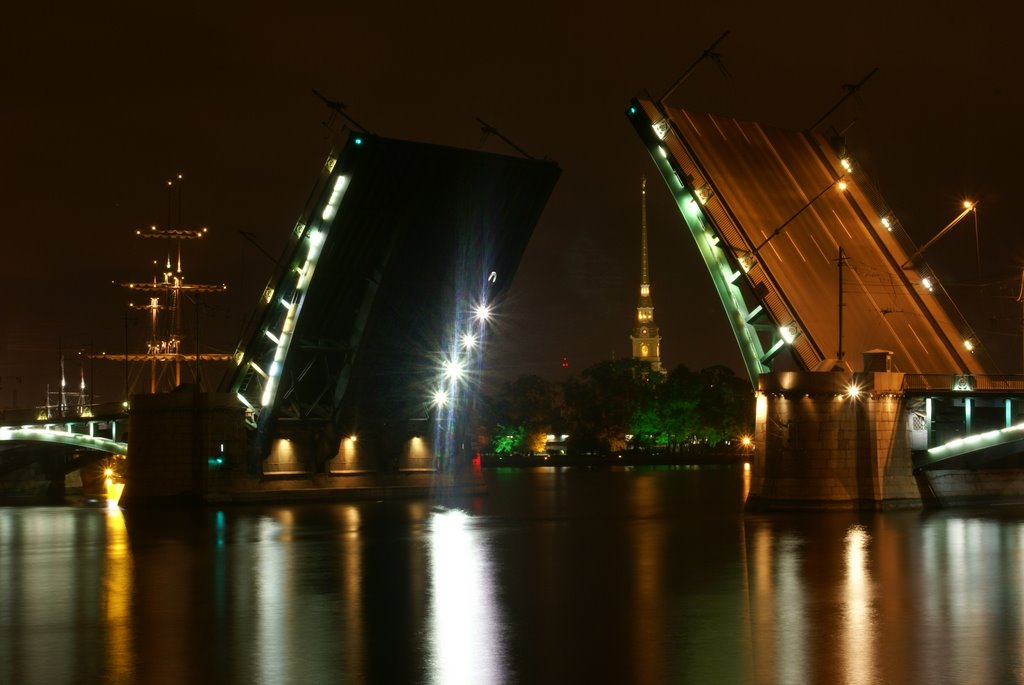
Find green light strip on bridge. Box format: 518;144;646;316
927;421;1024;458
0;427;127;456
628;100;771;386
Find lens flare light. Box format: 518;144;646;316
473;303;492;323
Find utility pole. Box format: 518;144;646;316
124;311;130;405
658;30;731;106
837;246;847;361
810;68;879;131
195;292;202;390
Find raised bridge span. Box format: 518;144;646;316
628;97;993;384
628;97;1024;491
218;132;560;474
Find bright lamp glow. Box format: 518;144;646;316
432;388;449;407
840;158;853;172
922;277;934;292
473;303;492;322
442;358;465;381
846;384;861;398
780;324;798;344
321;175;347;221
461;332;477;350
963;339;975;352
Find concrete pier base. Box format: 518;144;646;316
747;371;922;510
121;388;482;506
121;388;247;506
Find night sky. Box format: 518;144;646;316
3;2;1021;409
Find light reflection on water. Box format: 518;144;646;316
104;508;135;682
2;468;1024;683
842;525;874;685
427;508;502;684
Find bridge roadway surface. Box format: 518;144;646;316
650;101;990;377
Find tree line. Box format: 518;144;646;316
480;359;754;456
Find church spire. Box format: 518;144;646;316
640;176;650;287
631;176;663;372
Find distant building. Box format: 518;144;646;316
630;176;663;373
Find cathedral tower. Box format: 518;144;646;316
630;176;663;372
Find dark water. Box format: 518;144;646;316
3;466;1024;684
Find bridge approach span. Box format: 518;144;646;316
0;428;127;456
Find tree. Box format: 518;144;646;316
492;424;527;454
655;365;702;451
562;359;659;454
481;374;558;453
696;365;754;446
480;361;754;459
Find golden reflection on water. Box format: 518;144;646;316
103;507;135;682
774;533;808;685
744;505;1024;684
842;524;875;685
337;505;365;677
742;462;751;502
629;476;665;684
11;470;1024;683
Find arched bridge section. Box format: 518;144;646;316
628;98;993;385
224;133;560;463
0;427;127;456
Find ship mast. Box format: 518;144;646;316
93;176;231;395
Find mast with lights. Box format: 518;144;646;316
93;176;231;395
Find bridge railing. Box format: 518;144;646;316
902;374;1024;393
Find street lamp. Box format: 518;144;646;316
752;174;849;254
901;200;978;269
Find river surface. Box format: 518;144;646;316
2;465;1024;684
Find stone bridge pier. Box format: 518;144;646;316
748;370;922;509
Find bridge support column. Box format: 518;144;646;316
121;389;246;506
747;371;921;509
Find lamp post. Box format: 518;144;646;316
901;200;978;269
752;175;849;254
123;311;132;406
